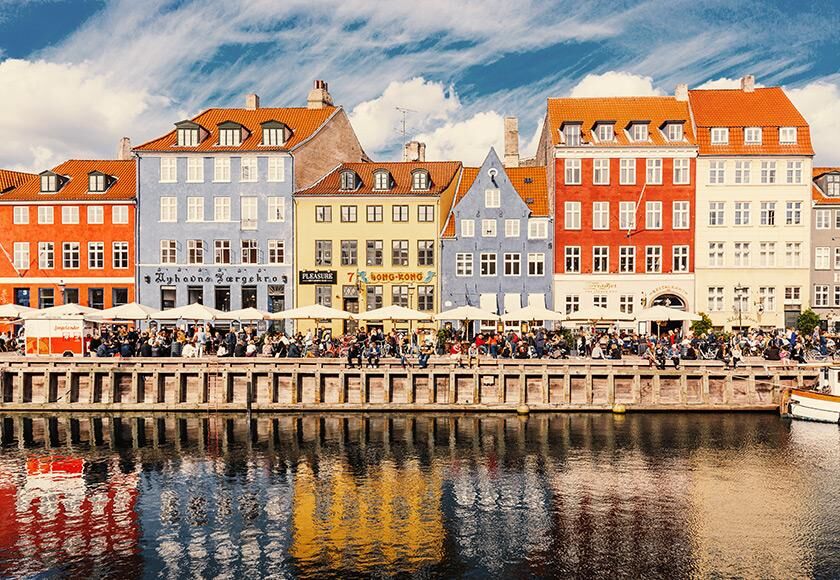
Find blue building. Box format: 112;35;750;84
133;82;366;312
440;148;552;332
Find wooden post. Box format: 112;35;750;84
472;372;480;405
563;368;571;405
701;372;711;405
541;372;550;405
518;370;526;405
679;374;688;405
607;373;616;406
584;366;593;405
448;372;456;405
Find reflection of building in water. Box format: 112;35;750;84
291;456;444;574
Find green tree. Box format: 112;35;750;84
690;312;713;336
796;309;821;335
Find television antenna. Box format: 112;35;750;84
395;107;417;160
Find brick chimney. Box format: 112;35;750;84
307;80;334;109
245;93;260;110
117;137;132;161
404;141;426;162
504;116;520;168
674;83;688;102
741;75;755;93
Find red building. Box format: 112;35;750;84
0;159;136;309
536;90;698;322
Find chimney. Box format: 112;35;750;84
674;83;688;102
741;75;755;93
404;141;426;162
504;116;520;168
307;80;334;109
117;137;132;161
245;93;260;110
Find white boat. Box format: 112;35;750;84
781;367;840;424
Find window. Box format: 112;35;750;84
593;159;610;185
709;160;726;184
666;123;683;141
160;240;177;264
673;158;690;185
593;295;607;308
645;201;662;229
785;201;802;225
86;205;104;224
710;127;729;144
504;253;521;276
619;201;636;230
187;197;204;222
241;197;257;229
38;242;53;269
88;173;107;192
12;242;28;270
392;205;409;222
786;161;803;184
62;242;80;269
785;287;801;304
240;157;257;182
779;127;797;145
758;287;776;312
266;197;285;222
263;127;286;147
596;123;614;141
744;127;762;145
241;240;258;264
112;242;129;269
672;201;689;229
315;286;332;308
504;219;520;237
340;240;357;266
734;287;750;313
673;245;689;272
214;197;231;222
38;288;55;309
315;240;332;266
592;201;609;230
565;246;580;273
340;205;357;223
827;175;840;196
112;205;128;224
645;246;662;273
528;253;545;276
485;189;501;208
366;205;383;222
835;247;840;269
630;123;648;142
759;242;776;267
815;285;829;307
177;127;199;147
187;240;204;264
619;295;634;314
563;124;581;146
565;295;580;314
480;253;497;276
528;219;548;239
38;206;54;224
708;287;724;311
366;240;383;266
709;201;725;226
391;240;409;266
366;286;383;310
460;219;475;237
214;240;231;264
816;247;831;270
619;246;635;273
593;246;609;273
761;161;776;184
315;206;332;223
418;205;435;222
267;158;285;182
734;201;751;226
340;170;357;190
734;242;751;267
160;158;177;183
760;201;776;226
835;286;840;308
160;197;177;222
456;253;473;276
412;170;430;191
564;159;581;185
268;240;285;264
13;206;28;224
816;209;831;229
735;161;751;184
785;242;802;267
219;126;241;147
417;286;434;311
646;158;662;184
565;201;581;229
186;158;204;182
214;157;230;182
392;285;409;308
708;242;724;267
40;173;58;192
417;240;434;266
373;171;390;191
619;159;636;185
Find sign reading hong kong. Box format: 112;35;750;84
145;269;283;286
358;271;435;284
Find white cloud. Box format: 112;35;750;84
414;111;505;165
787;79;840;166
568;71;663;98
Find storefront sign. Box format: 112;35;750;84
299;270;337;285
144;268;282;286
357;271;435;284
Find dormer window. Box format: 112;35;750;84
339;170;358;191
665;123;684;141
373;170;391;191
412;169;430;191
710;127;729;145
826;174;840;197
779;127;797;145
594;123;614;142
744;127;762;145
39;172;59;193
629;123;649;142
562;123;582;146
261;121;289;146
218;122;243;147
175;121;201;147
88;172;109;193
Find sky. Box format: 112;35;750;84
0;0;839;172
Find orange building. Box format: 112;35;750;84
0;159;136;309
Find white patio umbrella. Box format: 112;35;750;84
501;303;566;322
22;303;101;320
92;302;159;321
216;307;272;321
434;305;499;321
564;306;634;323
635;305;701;322
270;304;353;320
0;303;35;319
155;303;225;321
356;305;433;321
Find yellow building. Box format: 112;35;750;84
294;158;462;334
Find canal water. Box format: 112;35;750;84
0;413;838;579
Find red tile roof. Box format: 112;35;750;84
297;161;463;196
0;169;36;194
545;96;696;148
134;107;338;152
0;160;136;202
813;166;840;204
688;87;813;156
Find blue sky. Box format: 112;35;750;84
0;0;839;170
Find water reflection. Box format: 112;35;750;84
0;413;837;578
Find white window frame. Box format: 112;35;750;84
504;219;520;238
619;201;636;231
485;188;501;208
564;201;581;230
673;158;690;185
619;159;636;185
645;201;662;230
460;219;475;238
267;157;285;182
13;206;28;224
592;201;609;230
455;253;473;277
565;159;581;185
240;157;258;182
710;127;729;145
160;197;177;223
213;157;231;182
645;158;662;185
267;197;285;222
112;205;129;225
672;201;689;230
779;127;797;145
528;218;548;239
187;197;204;222
593;159;609;185
481;219;497;237
160;158;177;183
87;206;104;225
744;127;762;145
37;206;54;225
214;197;231;222
186;158;204;183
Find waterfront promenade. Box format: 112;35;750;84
0;356;819;413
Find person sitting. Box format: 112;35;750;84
365;343;381;368
763;343;781;361
590;343;604;360
418;340;433;369
182;341;197;358
347;340;362;368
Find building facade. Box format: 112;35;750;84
0;158;136;309
811;167;840;329
440;148;551;332
689;77;813;331
133;82;366;312
538;92;697;325
295;153;462;334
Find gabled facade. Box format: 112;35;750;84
133;81;366;313
811;167;840;329
440;148;551;331
0;158;136;309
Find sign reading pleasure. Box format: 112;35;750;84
299;270;338;285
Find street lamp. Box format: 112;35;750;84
734;284;747;332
